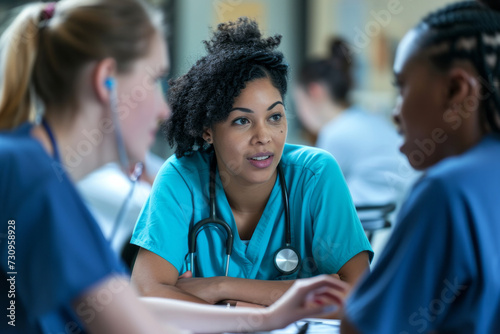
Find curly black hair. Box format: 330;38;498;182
164;17;289;157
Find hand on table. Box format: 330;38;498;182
266;274;349;329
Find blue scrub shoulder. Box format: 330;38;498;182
280;143;340;173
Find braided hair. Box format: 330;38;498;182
164;17;288;157
417;0;500;132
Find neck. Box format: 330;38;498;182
223;170;277;215
32;107;118;182
445;123;486;157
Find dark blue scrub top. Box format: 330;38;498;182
0;123;126;334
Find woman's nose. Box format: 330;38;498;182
252;122;272;145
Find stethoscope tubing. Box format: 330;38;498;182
188;153;300;277
188;156;234;276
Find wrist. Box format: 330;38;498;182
214;276;228;301
260;307;280;331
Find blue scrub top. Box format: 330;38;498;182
345;134;500;333
0;123;126;334
132;144;372;280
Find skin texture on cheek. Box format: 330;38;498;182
393;30;453;170
117;34;170;164
397;71;449;169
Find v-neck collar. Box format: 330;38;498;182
214;168;282;276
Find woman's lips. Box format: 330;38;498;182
247;154;274;168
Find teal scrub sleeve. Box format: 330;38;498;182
131;163;195;273
308;153;373;273
345;177;467;333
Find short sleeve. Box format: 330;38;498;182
131;162;195;273
308;153;373;273
345;177;469;333
0;173;125;319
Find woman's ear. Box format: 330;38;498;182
446;67;480;110
93;58;117;104
202;128;213;144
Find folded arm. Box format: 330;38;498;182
133;248;368;312
131;247;211;303
177;251;369;306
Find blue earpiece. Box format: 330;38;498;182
105;75;130;173
104;77;115;91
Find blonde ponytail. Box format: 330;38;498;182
0;3;44;130
0;0;162;131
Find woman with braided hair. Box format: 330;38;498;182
131;17;372;310
341;1;500;333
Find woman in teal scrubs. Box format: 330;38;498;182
131;17;373;310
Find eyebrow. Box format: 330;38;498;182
231;101;284;113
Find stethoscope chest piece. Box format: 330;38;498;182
274;245;300;275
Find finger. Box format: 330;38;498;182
295;275;350;296
299;291;346;319
179;270;193;279
305;287;346;308
306;285;348;302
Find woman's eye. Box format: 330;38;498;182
270;113;283;122
233;118;249;125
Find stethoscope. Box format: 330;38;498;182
40;78;143;245
187;154;301;277
105;77;144;243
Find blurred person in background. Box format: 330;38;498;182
295;37;415;208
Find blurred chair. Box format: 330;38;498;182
356;203;396;243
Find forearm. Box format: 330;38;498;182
218;277;295;306
74;277;186;334
218;274;343;307
219;275;344;319
135;282;211;304
142;297;276;333
143;274;350;333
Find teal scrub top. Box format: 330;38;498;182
132;144;372;280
